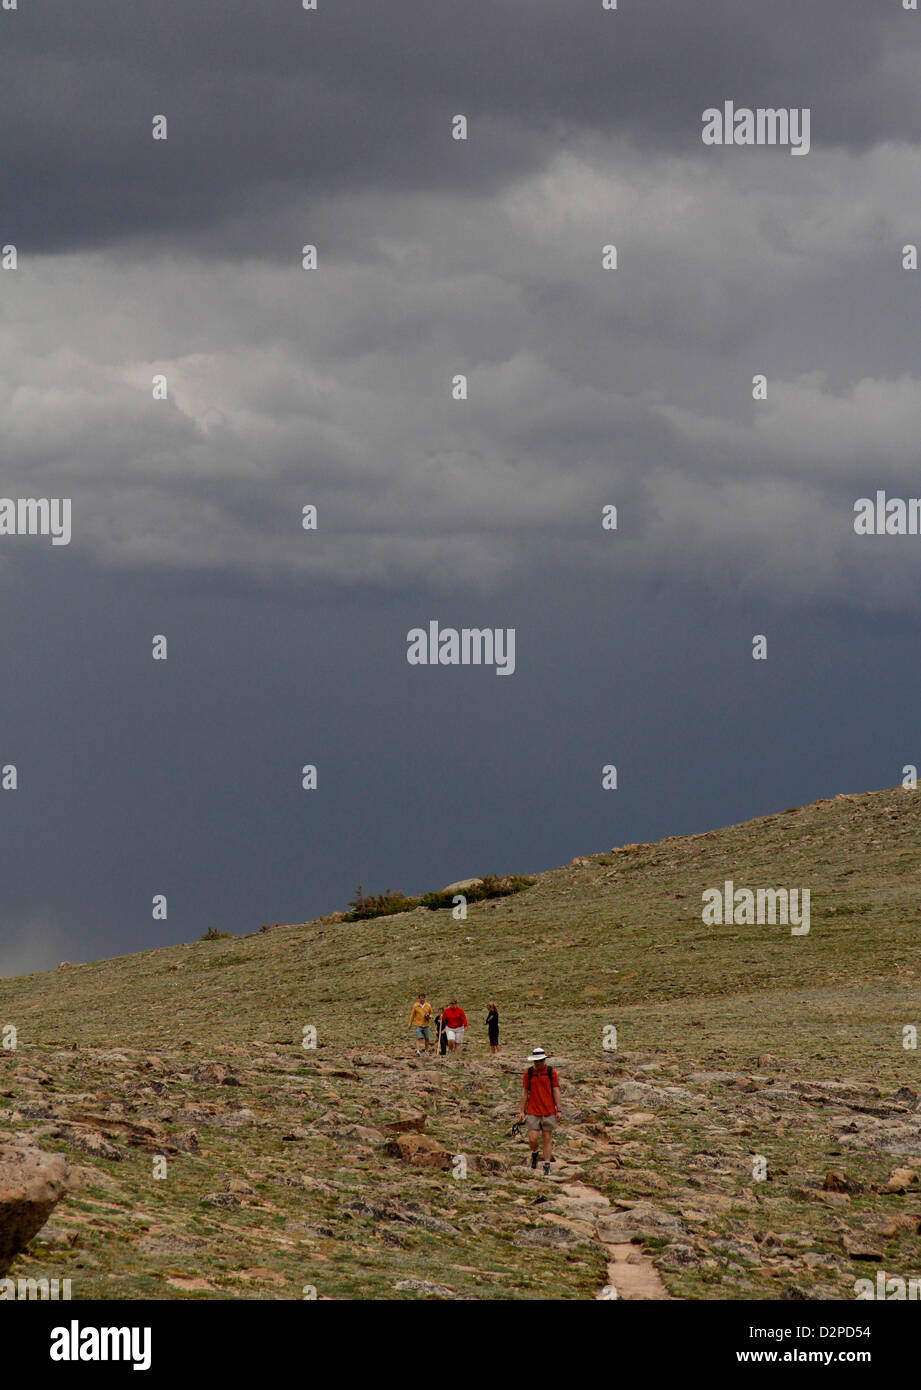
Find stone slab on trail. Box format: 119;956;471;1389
595;1201;688;1244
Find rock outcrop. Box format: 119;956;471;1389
0;1141;69;1274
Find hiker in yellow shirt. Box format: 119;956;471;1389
408;993;434;1054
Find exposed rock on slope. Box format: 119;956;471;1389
0;1140;69;1275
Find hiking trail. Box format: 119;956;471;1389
539;1177;673;1300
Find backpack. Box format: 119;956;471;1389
526;1066;558;1103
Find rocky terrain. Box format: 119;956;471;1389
1;785;920;1298
2;1041;919;1300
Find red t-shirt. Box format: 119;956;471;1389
442;1007;467;1028
524;1067;558;1115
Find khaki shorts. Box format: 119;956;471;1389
526;1114;557;1132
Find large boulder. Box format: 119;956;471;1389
441;878;483;895
881;1166;918;1194
383;1134;452;1171
0;1141;69;1275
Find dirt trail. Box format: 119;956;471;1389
596;1237;673;1300
542;1178;673;1300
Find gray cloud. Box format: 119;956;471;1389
3;133;921;610
2;2;920;251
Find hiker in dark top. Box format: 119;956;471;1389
486;1002;500;1054
436;1008;449;1056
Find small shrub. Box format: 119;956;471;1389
342;874;536;921
201;925;233;941
343;885;417;922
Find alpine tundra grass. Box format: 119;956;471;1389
1;785;919;1300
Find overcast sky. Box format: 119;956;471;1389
2;1;920;974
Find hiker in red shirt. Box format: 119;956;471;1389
518;1046;561;1175
441;999;468;1053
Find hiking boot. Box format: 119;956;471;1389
543;1161;551;1177
529;1151;539;1170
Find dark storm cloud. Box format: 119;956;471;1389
3;0;921;979
3;134;920;611
2;1;920;251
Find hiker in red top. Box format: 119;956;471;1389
441;999;468;1053
518;1046;561;1175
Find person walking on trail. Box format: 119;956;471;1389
486;1002;500;1054
519;1046;561;1176
441;999;468;1053
408;992;434;1054
436;1006;449;1056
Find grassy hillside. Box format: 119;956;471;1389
1;785;920;1300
